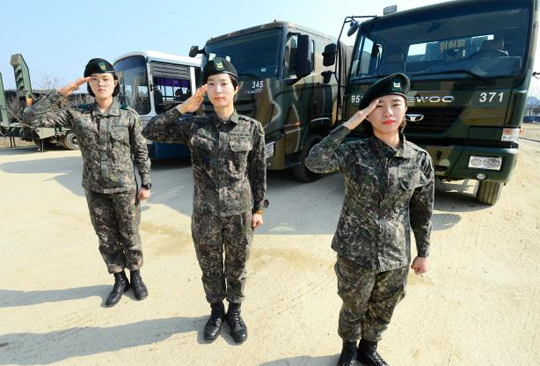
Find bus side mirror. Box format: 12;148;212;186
295;35;312;79
323;43;338;67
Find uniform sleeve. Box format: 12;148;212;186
304;124;350;174
142;106;192;145
130;113;151;186
22;90;73;128
249;121;267;212
409;153;435;257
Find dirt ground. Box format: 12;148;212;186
1;125;540;366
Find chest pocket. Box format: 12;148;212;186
191;134;215;151
228;134;251;176
229;134;251;152
350;163;377;187
110;124;130;145
398;165;421;191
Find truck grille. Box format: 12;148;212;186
405;107;462;135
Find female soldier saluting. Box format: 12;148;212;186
23;58;152;307
305;73;434;366
143;57;266;344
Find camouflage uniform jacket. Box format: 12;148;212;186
143;107;266;217
305;124;434;272
22;90;151;194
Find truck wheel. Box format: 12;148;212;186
62;132;79;150
292;133;323;183
476;180;502;205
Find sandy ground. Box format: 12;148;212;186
1;125;540;366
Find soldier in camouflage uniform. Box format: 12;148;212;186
305;73;434;366
142;57;266;344
22;58;152;307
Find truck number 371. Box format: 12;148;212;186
479;92;504;103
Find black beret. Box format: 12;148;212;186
202;57;238;83
358;73;410;110
84;58;119;97
84;58;115;77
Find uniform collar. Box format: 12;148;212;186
371;134;414;159
92;98;120;117
212;110;239;125
396;135;415;159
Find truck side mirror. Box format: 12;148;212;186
323;43;338;67
321;70;334;84
295;34;312;79
347;20;359;37
189;46;200;58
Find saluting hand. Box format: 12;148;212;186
58;77;90;97
177;85;207;114
343;98;379;130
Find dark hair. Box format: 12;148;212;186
87;73;120;97
229;74;238;88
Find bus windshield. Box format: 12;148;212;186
114;56;150;115
349;1;531;81
203;28;282;79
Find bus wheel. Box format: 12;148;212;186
476;180;502;205
62;132;79;150
292;133;323;183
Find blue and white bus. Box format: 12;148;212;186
114;51;201;159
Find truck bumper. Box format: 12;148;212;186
423;144;518;183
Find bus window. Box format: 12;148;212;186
153;76;192;112
114;56;151;115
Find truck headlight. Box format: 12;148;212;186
468;156;502;171
265;142;275;159
501;128;520;143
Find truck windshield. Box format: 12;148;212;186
203;28;281;79
114;56;150;115
349;1;531;81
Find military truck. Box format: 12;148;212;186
323;0;538;204
190;21;349;182
5;54;92;150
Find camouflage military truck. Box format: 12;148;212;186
8;54;90;150
190;21;349;182
323;0;538;204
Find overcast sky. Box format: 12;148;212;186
1;0;539;96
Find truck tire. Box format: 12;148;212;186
62;132;79;150
292;133;323;183
476;180;502;205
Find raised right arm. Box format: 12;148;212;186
22;77;89;129
22;90;73;129
142;85;207;145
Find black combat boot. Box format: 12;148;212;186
357;339;389;366
130;269;148;300
227;303;248;344
337;341;358;366
204;302;225;342
105;271;130;307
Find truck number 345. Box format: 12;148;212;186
479;92;504;103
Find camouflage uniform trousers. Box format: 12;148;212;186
335;255;408;342
191;211;253;304
85;189;143;274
